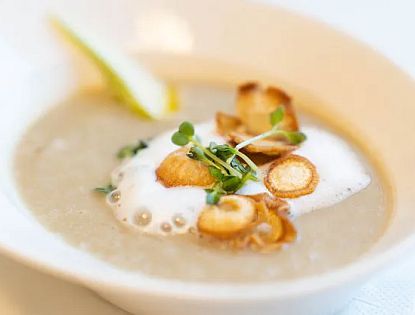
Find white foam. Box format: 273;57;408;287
110;122;371;234
237;126;371;216
110;122;223;234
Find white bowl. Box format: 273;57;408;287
1;1;415;314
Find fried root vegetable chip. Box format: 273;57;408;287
236;82;299;135
215;194;297;252
228;131;298;156
156;148;215;188
197;195;256;239
255;200;296;243
246;193;290;214
215;112;242;136
265;154;319;198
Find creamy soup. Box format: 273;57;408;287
14;84;388;282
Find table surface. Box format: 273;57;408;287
1;0;415;314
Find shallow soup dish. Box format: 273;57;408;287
1;1;415;315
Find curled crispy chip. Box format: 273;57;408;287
255;201;283;242
156;148;215;188
265;154;319;198
247;193;290;214
228;131;298;156
215;112;242;136
248;198;297;252
197;195;256;239
237;82;299;135
200;194;296;252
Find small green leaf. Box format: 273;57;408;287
178;121;194;136
283;131;307;145
94;183;116;194
208;166;224;180
209;142;218;152
187;146;205;160
222;176;241;192
206;190;222;204
171;131;189;146
206;193;218;204
117;140;148;159
270;106;285;126
230;158;249;174
209;143;234;161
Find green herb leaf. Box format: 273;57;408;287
270;106;285;126
171;131;190;146
187;146;205;160
209;143;234;161
178;121;195;137
94;183;116;194
205;189;223;204
171;120;260;204
282;131;307;145
208;166;224;180
209;142;218;152
117;140;148;159
230;158;249;175
222;176;241;192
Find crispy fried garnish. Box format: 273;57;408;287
214;83;303;157
228;131;298;156
265;154;319;198
248;197;297;252
156;148;215;188
236;82;299;135
215;112;242;136
246;193;290;214
245;152;277;166
198;194;296;252
197;195;256;239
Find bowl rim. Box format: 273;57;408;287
0;225;413;300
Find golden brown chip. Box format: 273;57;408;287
264;154;319;198
156;148;215;188
236;82;299;135
246;193;290;214
202;194;297;252
254;199;297;249
228;131;298;156
279;214;297;243
224;196;297;252
215;112;242;136
245;152;277;166
197;195;256;239
255;201;283;242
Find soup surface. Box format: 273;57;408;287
14;84;388;282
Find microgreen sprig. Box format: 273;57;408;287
171;108;307;205
117;140;148;159
235;107;306;150
172;122;250;178
171;122;258;204
94;183;116;194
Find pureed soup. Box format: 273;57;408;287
13;83;388;283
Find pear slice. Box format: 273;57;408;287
52;17;177;119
